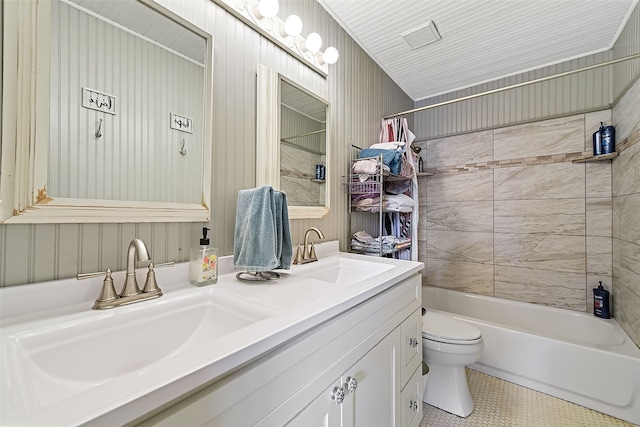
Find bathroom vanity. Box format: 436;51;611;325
0;242;423;426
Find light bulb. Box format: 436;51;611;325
305;32;322;53
282;15;303;37
322;47;339;64
256;0;279;19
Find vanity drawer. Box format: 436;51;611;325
400;308;422;387
400;364;423;427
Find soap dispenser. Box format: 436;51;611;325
190;227;218;286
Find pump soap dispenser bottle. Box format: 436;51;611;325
593;281;610;319
190;227;218;286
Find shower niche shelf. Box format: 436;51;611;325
572;152;618;163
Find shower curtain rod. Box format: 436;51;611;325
383;53;640;119
281;128;326;142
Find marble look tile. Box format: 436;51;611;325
613;192;640;244
494;163;585;200
495;265;586;311
426;170;493;202
425;258;494;295
613;238;640;294
494;114;584;160
426;130;493;168
612;278;640;348
426;201;493;232
281;176;318;206
494;233;585;274
426;230;493;264
612;77;640;142
584;110;611;152
586;198;612;237
586;236;612;276
612;138;640;197
280;144;321;175
585;162;611;198
494;199;585;235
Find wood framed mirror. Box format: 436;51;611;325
0;0;213;223
256;64;330;219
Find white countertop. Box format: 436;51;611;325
0;241;423;426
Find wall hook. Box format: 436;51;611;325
179;139;187;156
95;118;103;138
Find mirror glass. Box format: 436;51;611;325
0;0;212;223
279;80;327;207
256;65;330;219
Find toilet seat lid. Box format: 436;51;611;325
422;311;481;342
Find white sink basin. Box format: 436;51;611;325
2;289;279;411
0;242;424;426
297;256;394;285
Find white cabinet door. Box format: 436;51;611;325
286;379;343;427
344;328;400;427
287;328;400;427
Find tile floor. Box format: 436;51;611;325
420;369;634;427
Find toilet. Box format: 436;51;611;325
422;310;484;417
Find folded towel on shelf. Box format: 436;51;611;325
384;193;414;212
352;158;390;175
352;196;387;212
350;230;411;253
359;148;402;174
233;186;292;272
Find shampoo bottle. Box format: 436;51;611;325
593;281;610;319
190;227;218;286
592;122;603;156
601;124;616;154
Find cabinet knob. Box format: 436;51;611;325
410;400;419;412
409;337;419;348
331;386;345;404
345;376;358;393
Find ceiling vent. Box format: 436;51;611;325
401;20;441;50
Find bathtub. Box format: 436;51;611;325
422;286;640;425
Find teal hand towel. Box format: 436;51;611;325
233;186;292;271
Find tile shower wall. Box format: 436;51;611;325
612;78;640;347
420;111;616;312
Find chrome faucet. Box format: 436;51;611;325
293;227;325;264
78;239;163;310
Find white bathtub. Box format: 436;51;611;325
422;286;640;425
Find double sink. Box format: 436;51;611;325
0;243;410;425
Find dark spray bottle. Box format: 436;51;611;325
593;282;610;319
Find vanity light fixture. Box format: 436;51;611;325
281;14;303;37
304;32;322;53
222;0;339;73
255;0;279;19
318;46;339;65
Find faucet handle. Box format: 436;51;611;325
308;243;318;261
93;269;119;309
142;263;163;296
293;244;305;264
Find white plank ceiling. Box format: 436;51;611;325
318;0;639;101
